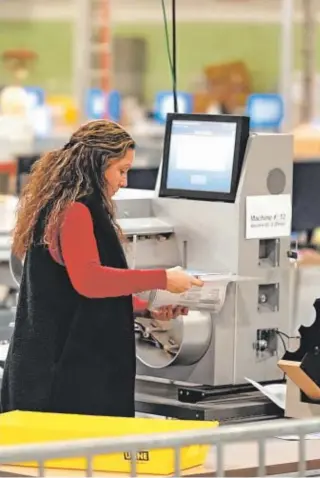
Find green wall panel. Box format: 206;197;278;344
113;23;313;104
114;23;283;103
0;19;316;105
113;22;320;104
0;21;73;94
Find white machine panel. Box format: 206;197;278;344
118;217;174;236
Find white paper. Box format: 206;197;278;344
148;283;227;312
246;194;292;239
0;342;9;362
245;377;286;410
245;377;320;441
148;273;259;312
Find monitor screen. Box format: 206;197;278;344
159;113;249;202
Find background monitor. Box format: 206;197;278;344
159;113;250;202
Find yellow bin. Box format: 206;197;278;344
0;411;218;475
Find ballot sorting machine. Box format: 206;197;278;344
112;113;294;422
2;113;298;423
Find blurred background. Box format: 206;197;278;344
0;0;320;246
0;0;315;124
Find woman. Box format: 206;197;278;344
0;119;202;418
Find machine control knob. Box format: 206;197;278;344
259;294;268;304
254;339;268;352
287;250;298;260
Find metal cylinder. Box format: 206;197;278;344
136;310;212;369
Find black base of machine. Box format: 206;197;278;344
134;376;284;424
177;379;284;403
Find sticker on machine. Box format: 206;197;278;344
245;194;292;239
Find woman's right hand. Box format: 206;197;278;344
165;268;204;294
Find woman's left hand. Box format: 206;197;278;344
150;305;189;321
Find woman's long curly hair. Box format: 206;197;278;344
12;119;135;259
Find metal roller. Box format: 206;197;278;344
136;310;212;369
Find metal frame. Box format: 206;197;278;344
279;0;294;132
134;376;284;423
0;417;319;477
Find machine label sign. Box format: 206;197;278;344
246;194;292;239
123;451;150;462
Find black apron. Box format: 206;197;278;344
0;194;136;417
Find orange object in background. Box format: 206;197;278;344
2;49;38;83
98;0;111;94
205;61;251;107
192;92;213;114
194;61;252;114
293;124;320;159
0;160;17;195
0;162;16;175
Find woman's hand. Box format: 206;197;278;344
165;268;203;293
150;305;189;321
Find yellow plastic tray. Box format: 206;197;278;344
0;411;218;475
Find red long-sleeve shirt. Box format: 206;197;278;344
48;202;167;311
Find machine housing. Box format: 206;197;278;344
114;114;293;389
